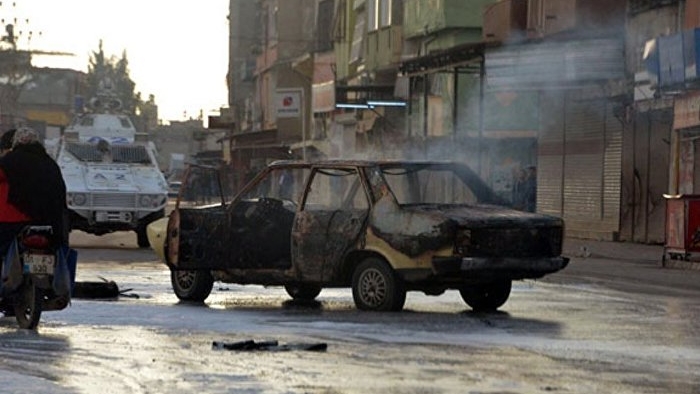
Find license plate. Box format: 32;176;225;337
23;254;55;275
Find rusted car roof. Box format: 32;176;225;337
268;159;463;168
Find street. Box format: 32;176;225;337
1;231;699;394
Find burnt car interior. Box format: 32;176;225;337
380;163;504;206
291;167;370;281
178;167;307;271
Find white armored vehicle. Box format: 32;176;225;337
55;98;168;247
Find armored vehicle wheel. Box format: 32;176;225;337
171;270;214;302
14;280;42;329
352;257;406;312
284;284;322;301
460;280;511;312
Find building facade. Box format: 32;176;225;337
225;0;697;243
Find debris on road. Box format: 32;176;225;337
212;339;327;352
72;277;139;299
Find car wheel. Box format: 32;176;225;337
459;280;512;312
284;284;322;301
352;257;406;312
136;225;150;248
170;270;214;302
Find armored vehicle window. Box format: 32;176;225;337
118;117;132;128
111;145;151;163
66;143;103;162
79;116;94;127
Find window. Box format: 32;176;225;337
382;165;477;205
304;168;368;210
111;145;151;164
367;0;392;31
350;12;365;63
241;167;310;206
263;3;278;47
368;0;378;31
379;0;391;27
628;0;678;15
316;0;335;52
118;116;132;128
79;116;94;127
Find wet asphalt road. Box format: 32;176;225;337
1;231;699;394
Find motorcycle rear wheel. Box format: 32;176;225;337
14;280;43;329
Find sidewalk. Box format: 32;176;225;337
562;238;664;265
556;237;700;296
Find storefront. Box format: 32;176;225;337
537;90;624;240
486;37;626;240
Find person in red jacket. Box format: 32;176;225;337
0;129;31;253
0;128;69;315
0;127;68;256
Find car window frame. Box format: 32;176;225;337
299;164;371;212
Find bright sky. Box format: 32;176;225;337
7;0;229;123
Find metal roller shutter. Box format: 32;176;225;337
538;91;623;239
537;91;565;216
564;97;605;219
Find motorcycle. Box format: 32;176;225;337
0;225;74;329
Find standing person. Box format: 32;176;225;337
0;127;68;257
524;166;537;213
279;169;294;200
511;168;527;211
0;128;15;155
0;129;30;255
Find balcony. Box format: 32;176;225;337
527;0;625;39
403;0;494;39
483;0;528;43
365;25;403;71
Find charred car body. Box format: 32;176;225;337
157;160;568;312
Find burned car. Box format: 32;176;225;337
156;160;568;312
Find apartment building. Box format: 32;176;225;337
226;0;696;243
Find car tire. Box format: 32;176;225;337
352;257;406;312
459;280;512;312
171;270;214;302
136;225;150;248
284;284;322;301
137;210;165;249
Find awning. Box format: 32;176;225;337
399;42;486;76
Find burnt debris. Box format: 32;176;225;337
212;339;328;352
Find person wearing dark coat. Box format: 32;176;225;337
0;127;68;254
511;168;527;211
0;128;14;155
523;166;537;213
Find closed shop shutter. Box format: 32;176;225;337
564;97;605;219
562;93;622;238
538;91;565;216
603;103;623;229
538;90;622;239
